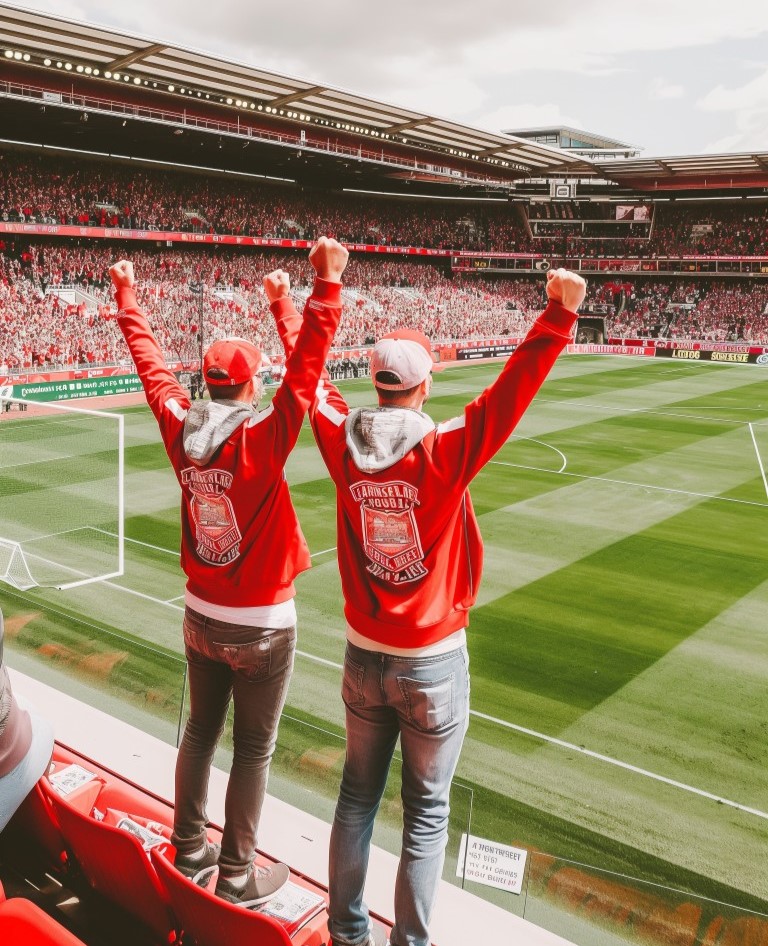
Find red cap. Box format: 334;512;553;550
203;338;262;386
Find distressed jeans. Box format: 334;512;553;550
171;606;295;877
329;642;470;946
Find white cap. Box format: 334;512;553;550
370;329;439;390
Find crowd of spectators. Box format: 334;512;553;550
3;241;768;374
0;244;547;372
2;152;767;259
0;152;532;252
606;280;768;342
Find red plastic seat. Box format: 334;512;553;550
3;782;67;868
40;780;177;943
151;847;293;946
0;898;88;945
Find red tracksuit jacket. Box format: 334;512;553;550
272;296;578;647
115;279;341;607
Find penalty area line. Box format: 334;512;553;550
94;529;337;561
293;649;766;819
471;709;768;821
489;460;768;509
748;423;768;501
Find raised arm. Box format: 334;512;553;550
262;238;347;462
110;260;190;429
265;248;351;465
434;268;586;488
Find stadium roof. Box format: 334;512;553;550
505;126;637;152
3;4;768;195
0;2;595;180
598;152;768;190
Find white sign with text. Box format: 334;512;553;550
456;834;528;894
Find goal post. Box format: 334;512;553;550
0;397;124;591
0;539;37;591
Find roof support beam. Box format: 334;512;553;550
106;43;166;71
385;117;430;134
268;85;326;107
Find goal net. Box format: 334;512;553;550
0;397;124;590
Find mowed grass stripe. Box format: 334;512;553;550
4;360;768;912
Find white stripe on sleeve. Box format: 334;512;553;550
316;381;346;427
166;398;188;421
436;415;466;435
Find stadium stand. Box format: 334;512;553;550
4;237;768;375
0;152;533;252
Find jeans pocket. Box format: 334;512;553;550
341;655;366;708
212;636;272;682
398;672;455;732
182;616;206;660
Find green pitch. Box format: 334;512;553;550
2;355;768;929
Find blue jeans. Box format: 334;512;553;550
172;607;296;877
328;642;470;946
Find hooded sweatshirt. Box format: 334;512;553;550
115;278;341;610
272;295;578;648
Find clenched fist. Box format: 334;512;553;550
263;269;291;304
546;268;586;313
309;237;348;282
109;260;135;290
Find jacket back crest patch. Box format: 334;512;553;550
182;468;242;565
350;480;428;583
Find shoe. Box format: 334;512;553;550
215;861;290;907
174;840;221;886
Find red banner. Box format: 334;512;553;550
0;222;458;256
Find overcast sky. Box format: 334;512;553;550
9;0;768;156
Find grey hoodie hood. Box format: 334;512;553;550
345;407;435;473
183;399;257;466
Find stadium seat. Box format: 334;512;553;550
2;782;67;869
0;898;88;945
150;847;293;946
40;779;178;944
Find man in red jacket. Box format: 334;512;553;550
110;238;347;907
265;266;586;946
